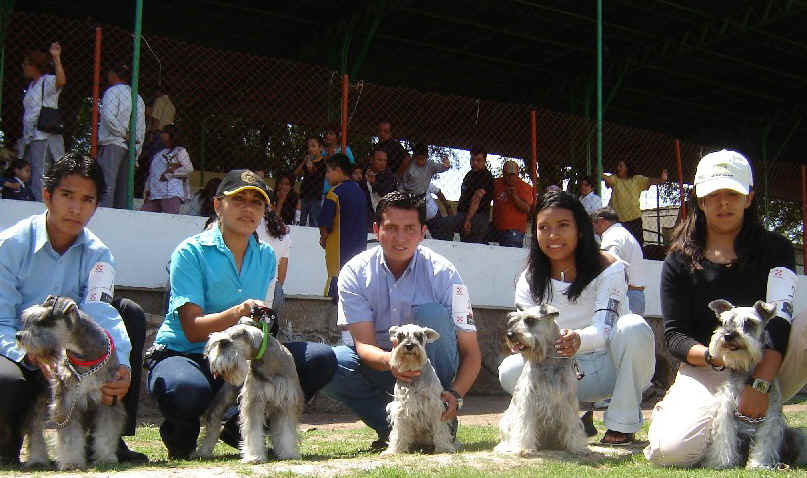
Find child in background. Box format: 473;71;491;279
1;159;35;201
318;153;368;302
294;136;326;226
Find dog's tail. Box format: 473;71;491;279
781;426;807;465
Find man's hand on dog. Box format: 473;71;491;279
555;329;581;357
738;386;769;419
101;365;131;406
440;390;459;422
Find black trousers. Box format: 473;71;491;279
0;297;146;462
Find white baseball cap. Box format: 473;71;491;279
694;150;753;198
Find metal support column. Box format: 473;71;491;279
595;0;603;195
126;0;143;210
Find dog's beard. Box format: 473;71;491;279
709;332;763;373
16;330;61;363
506;332;545;363
208;343;250;386
389;346;427;373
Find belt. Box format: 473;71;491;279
628;285;645;291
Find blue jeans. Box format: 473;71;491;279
496;229;525;248
627;289;646;315
321;303;459;436
300;197;322;227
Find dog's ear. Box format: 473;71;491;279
388;326;400;341
708;299;734;318
422;327;440;344
42;295;58;307
238;317;257;327
753;300;777;323
53;297;79;328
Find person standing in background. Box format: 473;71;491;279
603;159;667;246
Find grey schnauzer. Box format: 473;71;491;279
382;324;458;455
702;299;807;469
16;296;126;470
495;304;589;456
192;317;304;463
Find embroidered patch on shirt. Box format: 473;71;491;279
767;266;797;322
452;284;476;330
87;262;115;303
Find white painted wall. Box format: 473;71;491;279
3;199;806;315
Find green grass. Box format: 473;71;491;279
2;413;805;477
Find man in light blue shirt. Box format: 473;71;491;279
322;191;482;450
0;154;147;464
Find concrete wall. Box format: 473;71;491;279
4;199;807;316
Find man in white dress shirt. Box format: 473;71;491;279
579;175;602;215
592;207;646;315
97;63;145;209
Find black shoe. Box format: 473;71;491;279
370;430;390;451
160;425;193;460
219;419;241;450
117;438;148;463
581;411;597;437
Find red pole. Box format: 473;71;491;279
675;139;686;218
90;27;102;158
340;74;348;152
530;110;538;199
801;165;807;270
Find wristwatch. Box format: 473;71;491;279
447;389;464;410
746;377;772;394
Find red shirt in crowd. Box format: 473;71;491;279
493;177;534;233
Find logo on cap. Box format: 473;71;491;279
241;170;260;185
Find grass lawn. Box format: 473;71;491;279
2;412;805;477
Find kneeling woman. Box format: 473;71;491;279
147;170;336;459
498;191;655;445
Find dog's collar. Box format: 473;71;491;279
254;320;269;360
67;330;114;368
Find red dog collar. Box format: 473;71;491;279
67;330;114;368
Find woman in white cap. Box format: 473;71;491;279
644;150;806;466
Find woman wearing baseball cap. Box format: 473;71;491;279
645;150;806;466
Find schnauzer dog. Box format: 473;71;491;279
16;296;126;470
382;324;458;455
495;304;589;456
702;299;807;469
193;316;304;463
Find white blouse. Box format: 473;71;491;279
22;74;63;146
145;147;193;201
514;260;630;354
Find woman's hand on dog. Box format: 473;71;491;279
738;386;769;419
555;329;581;357
101;365;131;406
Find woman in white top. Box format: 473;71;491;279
257;206;292;313
21;43;66;201
498;190;655;445
142;125;193;214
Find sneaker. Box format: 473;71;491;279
117;439;149;463
580;411;598;437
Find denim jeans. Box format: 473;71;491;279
300;197;322;227
496;229;525;248
627;289;646;315
321;303;459;436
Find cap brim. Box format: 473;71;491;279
221;186;271;204
695;178;750;198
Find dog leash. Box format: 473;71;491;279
734;409;767;424
55;331;115;430
551;356;586;380
254;319;269;360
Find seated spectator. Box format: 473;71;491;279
425;182;452;234
430;145;494;243
592;207;645;315
273;172;301;225
375;120;411;177
184;177;221;219
369;149;398;197
293;136;326;226
365;167;381;210
142;125;193;214
399;143;450;196
1;159;35;201
579;175;602;215
318;154;368;302
492;160;533;248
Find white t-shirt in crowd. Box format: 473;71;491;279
579;191;602;215
425;183;441;221
514;260;629;354
22;74;63;146
145;147;193;201
600;223;644;287
257;219;292;307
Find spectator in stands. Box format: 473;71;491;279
1;159;35;201
492;160;534;248
20;42;66;201
257;207;292;314
136;82;174;199
142;125;193;214
399;143;450;196
149;82;176;132
322;191;481;450
430;145;494;244
273;172;301;225
578;175;602;215
603;159;667;246
365;166;381;211
592;207;645;315
0;154;148;463
147;169;335;459
425;182;452;235
370;148;398;198
98;63;146;209
352;165;376;232
294;136;326;226
185;177;221;218
318;154;367;303
323;124;354;195
375;120;410;177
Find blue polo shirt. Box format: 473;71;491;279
0;213;132;367
154;225;276;354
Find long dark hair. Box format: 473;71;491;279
668;188;764;271
264;208;288;239
526;190;605;303
198;177;221;220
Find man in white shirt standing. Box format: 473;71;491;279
97;63;145;209
579;175;602;215
592;207;645;315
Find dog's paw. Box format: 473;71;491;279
746;460;777;470
518;448;539;458
22;458;50;469
189;449;211;460
57;461;85;471
275;451;301;460
241;455;267;464
493;443;513;455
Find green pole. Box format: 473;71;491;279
595;0;603;195
127;0;143;210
